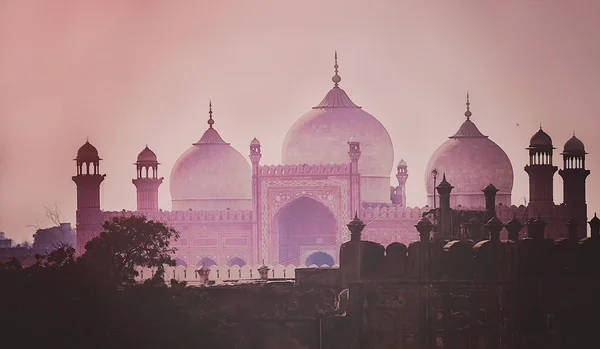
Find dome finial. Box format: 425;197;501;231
208;100;214;128
464;91;472;120
332;50;341;87
539;122;542;130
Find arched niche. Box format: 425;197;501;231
275;196;337;265
305;251;335;267
197;257;217;268
227;257;247;267
174;257;187;267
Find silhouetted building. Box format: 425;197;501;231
32;223;75;251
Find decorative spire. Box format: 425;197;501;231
207;100;214;128
464;91;472;120
332;50;341;87
540;123;542;130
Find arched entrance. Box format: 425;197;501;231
275;196;337;265
306;251;335;267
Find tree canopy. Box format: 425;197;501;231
0;215;236;348
83;215;180;286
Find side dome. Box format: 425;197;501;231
136;146;158;164
529;128;553;148
562;135;586;154
76;141;100;161
169;103;251;211
281;53;394;203
424;95;514;208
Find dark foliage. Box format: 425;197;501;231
0;215;236;348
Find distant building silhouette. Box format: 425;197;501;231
32;223;75;251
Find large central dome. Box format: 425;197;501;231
281;53;394;203
424;95;514;208
170;103;251;211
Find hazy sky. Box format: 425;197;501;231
1;1;599;242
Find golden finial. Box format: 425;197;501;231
208;100;214;128
332;50;341;87
465;91;472;120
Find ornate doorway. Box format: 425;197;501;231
275;196;337;265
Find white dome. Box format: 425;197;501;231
281;57;394;203
170;107;251;211
425;100;514;208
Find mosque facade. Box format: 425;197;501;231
71;55;591;267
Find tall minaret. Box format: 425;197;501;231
72;140;105;255
348;137;362;217
391;159;408;206
524;127;557;216
559;134;590;239
249;137;262;265
132;145;163;211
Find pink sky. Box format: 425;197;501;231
1;1;599;242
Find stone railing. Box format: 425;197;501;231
135;264;340;286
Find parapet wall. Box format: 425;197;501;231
258;163;350;176
102;209;253;223
135;264;339;286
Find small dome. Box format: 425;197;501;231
397;159;407;167
425;97;513;208
529;128;553;148
170;104;251;211
76;141;100;161
562;135;586;154
136;146;158;164
250;137;260;146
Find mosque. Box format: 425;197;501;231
71;54;591;267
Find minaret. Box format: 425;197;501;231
524;126;557;215
348;136;362;218
132;145;163;211
72;140;105;255
391;159;408;206
558;133;590;239
249;136;262;265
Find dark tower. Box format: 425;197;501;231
558;134;590;239
391;159;408;206
132;146;163;211
435;173;454;240
524;127;557;215
72;141;105;255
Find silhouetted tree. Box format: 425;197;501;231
82;215;180;286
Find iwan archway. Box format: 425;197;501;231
275;196;337;265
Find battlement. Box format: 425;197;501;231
257;163;350;176
102;209;253;223
340;214;600;285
